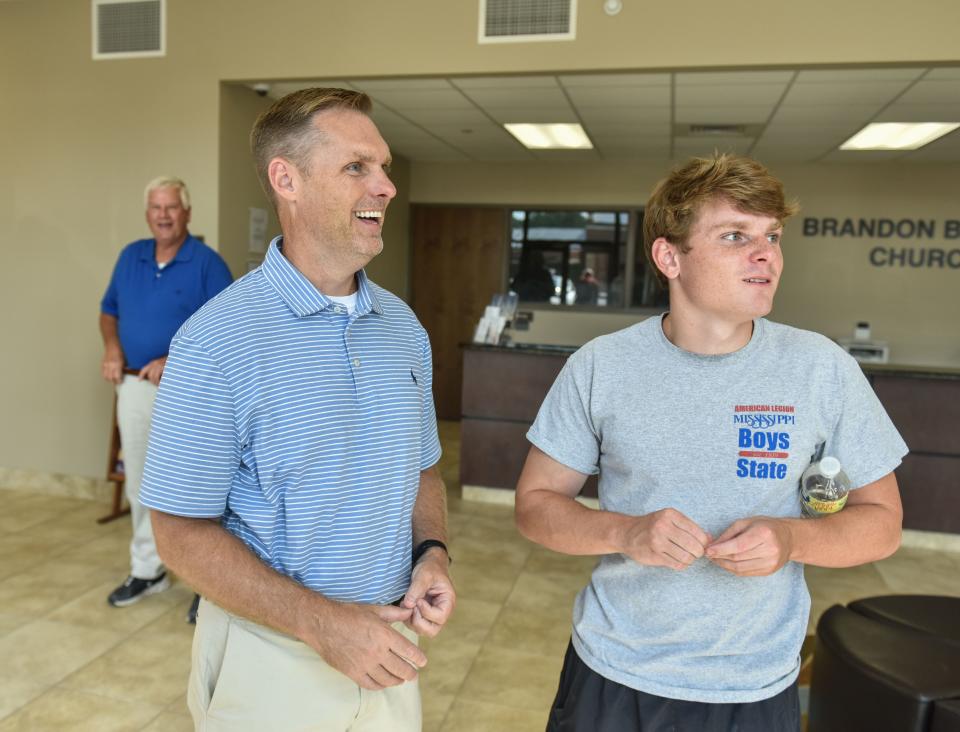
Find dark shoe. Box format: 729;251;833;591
107;573;170;607
186;593;201;624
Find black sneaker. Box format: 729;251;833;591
107;573;171;607
186;593;201;624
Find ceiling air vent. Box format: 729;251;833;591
678;123;764;138
688;124;747;136
479;0;576;43
92;0;165;60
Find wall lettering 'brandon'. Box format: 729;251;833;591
802;217;960;270
802;217;947;239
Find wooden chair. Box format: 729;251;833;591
98;395;130;524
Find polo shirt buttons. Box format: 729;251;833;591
353;358;361;368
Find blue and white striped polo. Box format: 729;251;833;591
140;237;441;604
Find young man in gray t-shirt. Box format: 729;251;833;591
516;154;907;731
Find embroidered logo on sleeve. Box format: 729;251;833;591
733;404;796;480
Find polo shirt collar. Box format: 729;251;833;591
262;236;384;318
139;234;198;264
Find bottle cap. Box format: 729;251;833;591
819;456;841;478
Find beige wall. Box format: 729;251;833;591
411;160;960;366
217;84;278;276
2;0;959;480
367;155;412;300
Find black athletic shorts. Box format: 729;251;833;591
546;640;801;732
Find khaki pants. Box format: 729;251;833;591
188;598;422;732
115;375;162;579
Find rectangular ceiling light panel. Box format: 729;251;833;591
504;123;593;149
840;122;960;150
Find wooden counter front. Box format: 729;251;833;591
869;372;960;533
460;345;598;499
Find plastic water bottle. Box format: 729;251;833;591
799;456;850;517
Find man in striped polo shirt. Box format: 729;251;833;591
140;88;455;731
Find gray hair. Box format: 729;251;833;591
143;176;191;210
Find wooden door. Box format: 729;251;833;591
411;206;507;420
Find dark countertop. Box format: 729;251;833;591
464;343;960;379
462;342;580;356
861;363;960;380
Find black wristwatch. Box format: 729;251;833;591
413;539;452;565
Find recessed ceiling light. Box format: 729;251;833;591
504;123;593;149
839;122;960;151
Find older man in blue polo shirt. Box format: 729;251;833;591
100;177;232;610
140;89;455;731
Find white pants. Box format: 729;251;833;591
116;375;163;579
189;599;422;732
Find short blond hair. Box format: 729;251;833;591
643;154;799;286
250;87;372;204
143;177;190;210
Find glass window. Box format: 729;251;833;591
508;208;668;310
508;209;629;308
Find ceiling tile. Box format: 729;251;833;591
466;149;539;161
453;76;559;89
398;108;493;126
597;147;672;160
781;81;912;106
819;150;909;162
485;107;580;123
530;149;601;161
874;103;960;122
675;106;773;124
427;122;509;137
433;132;520;148
676;84;786;107
602;144;672;154
559;73;670;87
902;146;960;162
770;104;882;124
595;138;670;151
460;87;571;108
365;89;474;111
796;68;925;83
578;107;671;125
256;67;960;163
582;122;670;135
390;143;469;161
673;137;755;156
351;78;454;91
369;106;416;126
925;68;960;80
565;85;671;107
893;80;960;105
677;71;794;85
266;81;354;98
758;129;855;148
750;145;830;162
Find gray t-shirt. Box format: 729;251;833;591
527;315;907;703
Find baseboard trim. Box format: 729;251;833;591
0;467;114;503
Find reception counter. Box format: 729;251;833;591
460;344;960;534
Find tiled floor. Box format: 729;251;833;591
1;421;959;731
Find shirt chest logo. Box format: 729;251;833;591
733;404;796;480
